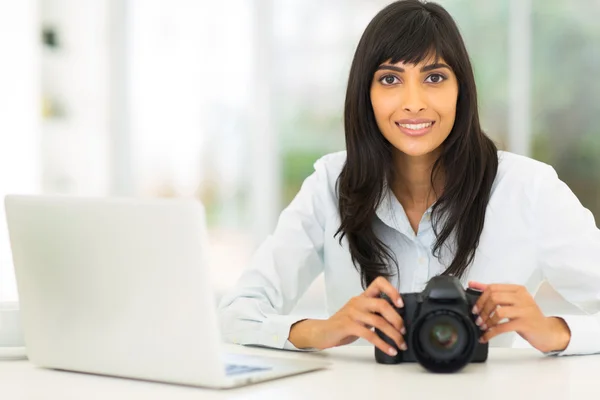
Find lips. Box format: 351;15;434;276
395;120;436;137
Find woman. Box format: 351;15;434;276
218;0;600;358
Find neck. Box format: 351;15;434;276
392;150;445;210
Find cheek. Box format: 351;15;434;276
432;91;458;125
371;91;396;119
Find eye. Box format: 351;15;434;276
425;73;446;84
379;75;400;86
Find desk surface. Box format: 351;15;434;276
1;344;597;400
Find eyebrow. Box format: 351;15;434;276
376;63;452;73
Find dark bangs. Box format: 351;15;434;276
362;3;464;83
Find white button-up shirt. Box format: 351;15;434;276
218;151;600;355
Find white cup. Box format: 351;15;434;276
0;302;25;347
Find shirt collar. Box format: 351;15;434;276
375;184;434;239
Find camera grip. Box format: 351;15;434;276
374;293;404;364
465;287;484;337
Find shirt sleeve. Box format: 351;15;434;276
534;164;600;356
217;157;333;351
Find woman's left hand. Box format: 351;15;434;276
468;281;572;353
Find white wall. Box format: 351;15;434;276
0;1;41;301
40;0;110;195
129;0;244;198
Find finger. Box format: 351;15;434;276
485;306;523;329
351;310;405;350
468;281;488;291
479;292;520;326
350;323;401;356
362;297;405;333
473;284;521;315
486;284;522;292
473;288;490;315
364;277;403;308
480;320;522;343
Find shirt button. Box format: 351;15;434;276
273;335;279;343
425;213;431;222
418;257;426;265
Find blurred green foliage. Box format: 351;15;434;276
529;0;600;219
282;149;326;205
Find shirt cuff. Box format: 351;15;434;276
262;314;318;352
545;315;600;356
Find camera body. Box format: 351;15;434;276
375;276;488;373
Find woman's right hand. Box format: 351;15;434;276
288;277;406;356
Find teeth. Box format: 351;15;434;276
398;122;433;130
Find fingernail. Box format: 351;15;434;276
388;348;398;356
475;316;483;326
400;343;407;351
481;324;487;331
479;337;486;344
396;298;404;308
401;327;406;335
472;306;478;314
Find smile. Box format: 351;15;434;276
395;121;435;137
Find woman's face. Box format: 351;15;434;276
370;56;459;159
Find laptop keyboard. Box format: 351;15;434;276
225;363;271;376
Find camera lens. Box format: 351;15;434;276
419;316;467;361
430;323;459;350
412;310;477;373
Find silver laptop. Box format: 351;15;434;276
4;194;328;389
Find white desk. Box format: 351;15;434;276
1;345;598;399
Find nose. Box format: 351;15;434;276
402;83;427;113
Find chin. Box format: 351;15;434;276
395;145;440;158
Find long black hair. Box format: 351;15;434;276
336;0;499;288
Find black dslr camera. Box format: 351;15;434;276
375;276;488;373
